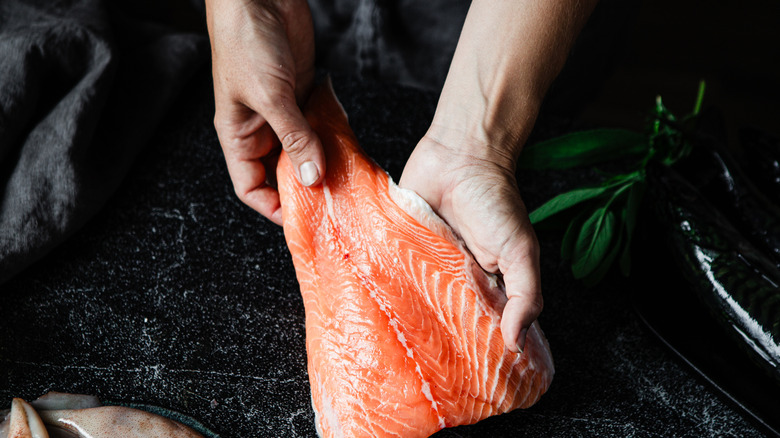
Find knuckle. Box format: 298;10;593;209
259;82;293;107
279;130;310;156
213;115;237;150
257;87;279;107
233;185;249;203
530;294;544;315
213;113;227;134
232;182;258;208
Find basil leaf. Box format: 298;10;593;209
545;83;704;287
518;129;648;170
571;207;617;279
619;180;646;276
529;185;615;226
561;210;589;260
583;226;624;287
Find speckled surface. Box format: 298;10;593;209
0;71;769;437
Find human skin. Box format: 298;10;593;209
399;0;598;352
206;0;321;225
205;0;597;352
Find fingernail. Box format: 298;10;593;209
516;327;529;354
515;343;523;354
271;209;283;225
299;161;319;186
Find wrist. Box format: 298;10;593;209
401;133;519;223
426;83;543;171
426;0;598;168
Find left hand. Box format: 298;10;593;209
399;135;542;353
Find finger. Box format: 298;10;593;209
214;104;284;224
261;147;282;189
224;152;284;225
499;232;543;353
255;84;326;188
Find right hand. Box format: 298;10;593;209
400;135;543;354
206;0;324;225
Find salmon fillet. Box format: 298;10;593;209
277;80;554;438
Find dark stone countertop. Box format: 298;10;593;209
0;72;769;437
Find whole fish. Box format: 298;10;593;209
738;127;780;207
0;393;204;438
675;110;780;268
648;163;780;384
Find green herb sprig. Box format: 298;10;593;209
520;81;706;286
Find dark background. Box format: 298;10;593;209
2;0;779;437
580;0;780;139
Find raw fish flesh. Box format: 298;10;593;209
278;80;554;438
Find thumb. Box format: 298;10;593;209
499;233;543;353
262;85;326;187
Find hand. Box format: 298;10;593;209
403;0;597;352
400;136;542;353
206;0;324;225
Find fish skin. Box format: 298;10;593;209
674;111;780;269
738;127;780;209
2;394;205;438
278;79;554;438
647;162;780;384
6;398;48;438
37;407;203;438
29;393;101;412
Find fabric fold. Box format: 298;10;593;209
0;0;209;283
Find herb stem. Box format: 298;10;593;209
692;80;706;116
609;182;633;207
